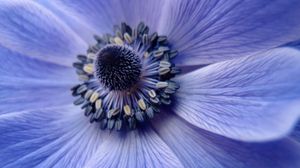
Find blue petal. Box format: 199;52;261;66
37;0;98;43
0;46;75;114
85;128;184;168
152;113;300;168
174;47;300;141
159;0;300;66
0;106;106;168
0;0;87;66
44;0;167;43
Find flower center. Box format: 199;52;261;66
71;22;180;131
95;45;141;91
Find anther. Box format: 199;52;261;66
124;105;131;116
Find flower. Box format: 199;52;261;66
1;0;300;167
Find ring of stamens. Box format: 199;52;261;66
71;22;180;130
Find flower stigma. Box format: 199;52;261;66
71;22;180;130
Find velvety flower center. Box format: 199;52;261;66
95;45;141;91
71;22;180;130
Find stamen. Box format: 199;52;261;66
71;22;180;130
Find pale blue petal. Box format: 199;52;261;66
85;128;184;168
174;47;300;141
0;0;87;66
0;45;75;82
0;46;76;114
152;113;300;168
0;48;105;167
159;0;300;66
0;106;105;168
37;0;97;43
44;0;167;43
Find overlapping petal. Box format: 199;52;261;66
159;0;300;66
0;0;87;66
42;0;167;43
152;113;300;168
174;47;300;141
0;105;106;168
0;46;105;167
85;127;184;168
0;46;76;114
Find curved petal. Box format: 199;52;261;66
37;0;97;43
0;46;102;167
174;47;300;141
85;127;184;168
159;0;300;66
45;0;167;43
0;46;76;114
152;112;300;168
0;0;87;66
0;45;75;81
0;106;106;168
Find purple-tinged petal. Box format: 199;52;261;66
159;0;300;66
45;0;167;43
85;128;184;168
0;45;75;82
152;112;300;168
174;47;300;141
0;46;100;167
0;106;105;168
0;46;75;114
0;0;87;66
37;0;98;43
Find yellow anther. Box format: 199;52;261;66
124;33;132;44
114;37;124;45
90;92;99;103
138;99;147;111
123;105;131;116
95;99;102;109
83;64;94;74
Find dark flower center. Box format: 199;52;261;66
95;45;141;91
71;22;180;131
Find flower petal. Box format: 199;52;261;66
0;48;102;167
159;0;300;65
85;128;184;168
0;106;105;168
0;46;76;114
45;0;167;43
174;47;300;141
152;113;300;167
0;0;87;66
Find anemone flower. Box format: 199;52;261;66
1;0;300;167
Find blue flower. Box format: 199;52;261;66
1;0;300;167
